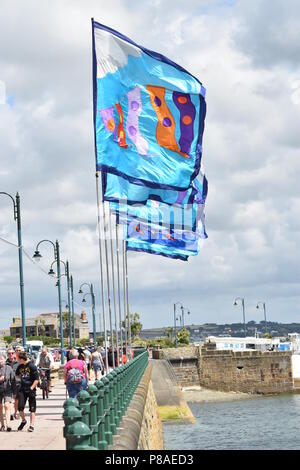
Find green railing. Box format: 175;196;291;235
62;351;149;450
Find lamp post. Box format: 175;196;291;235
0;192;26;346
180;306;191;328
234;297;246;338
173;302;183;347
33;239;64;364
256;301;267;334
70;275;76;346
79;283;97;346
49;259;73;347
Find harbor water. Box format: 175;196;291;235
163;394;300;450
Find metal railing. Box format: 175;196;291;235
62;351;149;450
161;351;179;385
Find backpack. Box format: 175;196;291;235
67;360;83;385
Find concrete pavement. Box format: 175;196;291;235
0;379;66;450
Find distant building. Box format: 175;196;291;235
10;311;89;340
206;336;290;352
0;329;10;339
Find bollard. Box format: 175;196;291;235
87;384;99;450
63;405;83;450
94;380;107;450
102;376;113;445
106;372;117;435
66;421;98;450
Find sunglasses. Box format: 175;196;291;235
8;352;14;354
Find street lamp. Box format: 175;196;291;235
0;192;26;345
79;283;97;346
256;301;267;334
180;306;191;328
234;297;246;338
173;301;183;347
49;259;73;347
32;239;65;364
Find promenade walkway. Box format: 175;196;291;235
0;379;66;450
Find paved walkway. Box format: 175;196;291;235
0;379;66;450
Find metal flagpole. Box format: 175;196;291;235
108;209;119;367
101;189;115;369
125;245;132;361
116;222;124;364
122;239;128;362
95;172;109;372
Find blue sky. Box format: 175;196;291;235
0;0;300;331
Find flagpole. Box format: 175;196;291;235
125;245;132;360
122;239;128;362
102;196;115;369
108;209;119;367
95;172;109;372
116;222;124;364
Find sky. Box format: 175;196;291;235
0;0;300;331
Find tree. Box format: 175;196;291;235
122;312;142;339
264;332;272;339
177;328;190;345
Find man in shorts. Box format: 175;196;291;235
0;353;16;432
16;351;39;432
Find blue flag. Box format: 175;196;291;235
92;20;206;191
124;215;205;260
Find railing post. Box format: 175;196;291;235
62;400;82;451
102;376;113;445
95;380;107;450
110;369;119;429
66;421;98;450
106;372;117;435
87;384;99;449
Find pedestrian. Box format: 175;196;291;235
64;349;88;398
35;346;54;394
83;345;92;380
15;351;39;432
0;353;16;432
66;346;74;363
91;346;104;380
77;348;85;361
6;348;19;420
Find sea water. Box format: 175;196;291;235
163;394;300;450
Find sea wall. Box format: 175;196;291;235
110;364;164;450
163;346;200;387
161;344;294;394
199;343;294;394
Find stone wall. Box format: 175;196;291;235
110;364;164;450
200;343;294;394
163;346;200;387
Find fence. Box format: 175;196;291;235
62;351;149;450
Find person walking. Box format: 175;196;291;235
15;351;39;432
0;353;16;432
64;349;88;398
35;346;54;394
91;346;104;380
6;348;19;420
83;346;92;380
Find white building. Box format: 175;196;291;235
206;336;290;352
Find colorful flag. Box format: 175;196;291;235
102;171;207;206
125;215;205;260
92;19;206;191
